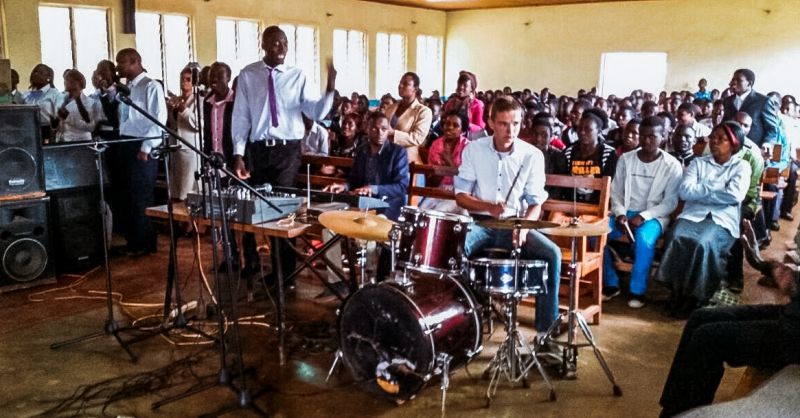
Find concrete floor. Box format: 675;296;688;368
0;213;793;418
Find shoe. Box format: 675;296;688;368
780;212;794;221
769;222;781;232
627;297;646;309
602;287;621;302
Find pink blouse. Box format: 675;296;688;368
427;135;469;186
443;97;485;132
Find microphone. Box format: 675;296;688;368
114;82;131;97
186;62;202;86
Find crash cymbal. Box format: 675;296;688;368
539;221;611;237
319;211;395;241
478;217;561;230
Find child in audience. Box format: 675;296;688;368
559;109;618;203
618;118;641;155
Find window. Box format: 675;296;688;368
333;29;367;97
38;6;109;93
375;33;406;98
135;12;193;94
216;18;261;80
279;24;320;94
416;35;443;96
598;52;668;97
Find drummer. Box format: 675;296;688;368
454;95;562;345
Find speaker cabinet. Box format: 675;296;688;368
43;144;109;191
0;105;44;198
49;188;104;272
0;197;55;291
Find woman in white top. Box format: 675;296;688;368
167;67;201;201
54;69;97;142
24;64;61;142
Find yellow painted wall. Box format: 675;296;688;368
445;0;800;97
1;0;446;96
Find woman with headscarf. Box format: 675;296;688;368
657;121;752;317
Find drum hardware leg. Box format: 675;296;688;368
389;225;400;272
436;353;453;418
326;349;343;382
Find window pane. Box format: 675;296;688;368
135;12;164;85
376;32;405;99
279;24;297;67
237;20;261;74
295;26;319;94
38;6;73;90
216;18;238;75
334;29;367;97
162;14;192;94
73;8;109;94
416;35;442;96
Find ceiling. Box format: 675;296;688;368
360;0;642;11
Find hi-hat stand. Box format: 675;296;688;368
538;217;622;395
49;136;159;361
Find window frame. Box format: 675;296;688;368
374;31;407;99
278;22;320;94
332;28;369;97
37;4;112;77
135;10;194;93
415;34;443;96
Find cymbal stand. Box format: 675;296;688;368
50;138;149;361
538;217;622;396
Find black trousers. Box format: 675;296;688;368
659;305;800;417
113;137;158;253
241;141;302;278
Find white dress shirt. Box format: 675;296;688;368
54;93;98;142
454;136;548;218
678;155;751;238
119;72;167;153
232;61;333;156
24;84;60;127
302;122;329;155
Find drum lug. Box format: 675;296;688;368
424;323;443;336
417;219;427;229
465;308;474;315
453;223;462;233
467;346;484;358
448;257;458;270
413;253;422;265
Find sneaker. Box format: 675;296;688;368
627;297;646;309
602;287;621;302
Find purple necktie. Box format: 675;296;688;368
268;68;279;127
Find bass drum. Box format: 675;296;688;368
338;271;482;403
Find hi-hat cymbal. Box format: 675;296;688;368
539;221;611;237
319;211;395;241
478;217;561;230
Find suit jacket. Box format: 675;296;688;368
384;99;433;164
723;90;782;146
347;141;409;221
203;96;236;169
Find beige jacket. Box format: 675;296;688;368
384;99;433;164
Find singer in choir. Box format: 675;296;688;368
53;69;97;142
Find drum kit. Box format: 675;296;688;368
318;206;620;412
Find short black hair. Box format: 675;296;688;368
734;68;756;86
582;107;608;130
641;115;665;131
442;109;469;135
403;71;421;89
656;111;676;128
677;102;697;116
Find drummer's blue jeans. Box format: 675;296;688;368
602;210;662;297
465;226;562;333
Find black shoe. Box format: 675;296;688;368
780;211;794;221
769;221;781;232
602;286;621;302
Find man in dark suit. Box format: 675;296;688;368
722;68;782;146
326;112;409;221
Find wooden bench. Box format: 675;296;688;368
407;163;458;202
295;154;353;188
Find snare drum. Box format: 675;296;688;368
397;209;471;274
468;258;548;295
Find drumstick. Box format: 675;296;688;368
504;163;524;205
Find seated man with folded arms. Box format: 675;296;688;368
603;116;683;308
454;95;562;349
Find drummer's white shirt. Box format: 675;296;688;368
454;136;548;218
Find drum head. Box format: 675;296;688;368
339;284;431;402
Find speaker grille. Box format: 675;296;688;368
2;237;48;282
0;147;38;195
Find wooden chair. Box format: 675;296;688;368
407;162;458;203
296;154;353;188
523;174;611;325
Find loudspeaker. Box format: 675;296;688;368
0;196;55;291
49;187;104;272
0;105;44;197
43;144;109;191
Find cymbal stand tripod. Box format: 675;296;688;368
538;217;622;395
484;242;556;406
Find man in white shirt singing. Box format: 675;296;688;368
231;26;337;283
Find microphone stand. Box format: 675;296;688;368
49;136;158;362
113;86;274;416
